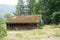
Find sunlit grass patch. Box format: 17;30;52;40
15;33;23;38
54;32;60;37
50;24;60;28
53;29;60;37
2;24;60;40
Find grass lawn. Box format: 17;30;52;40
2;24;60;40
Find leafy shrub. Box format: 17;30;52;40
0;26;7;38
38;21;44;29
52;12;60;24
0;17;7;39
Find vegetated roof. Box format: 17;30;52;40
6;15;41;23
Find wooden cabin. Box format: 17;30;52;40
6;15;41;30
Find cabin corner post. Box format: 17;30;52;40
6;23;8;30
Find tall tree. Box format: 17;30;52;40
15;0;24;16
34;0;41;15
28;0;36;15
36;0;56;24
51;0;60;24
15;0;36;15
37;0;60;24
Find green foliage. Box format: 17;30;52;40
37;0;60;24
15;0;24;16
39;0;55;24
33;2;40;14
28;0;36;14
15;0;31;15
38;22;44;29
0;26;7;38
0;17;7;39
0;17;3;24
15;0;36;15
3;13;14;19
52;12;60;24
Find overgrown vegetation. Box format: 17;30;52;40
51;24;60;28
0;17;7;39
52;12;60;24
0;25;7;38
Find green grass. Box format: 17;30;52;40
2;24;60;40
50;24;60;28
54;32;60;37
15;33;23;38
